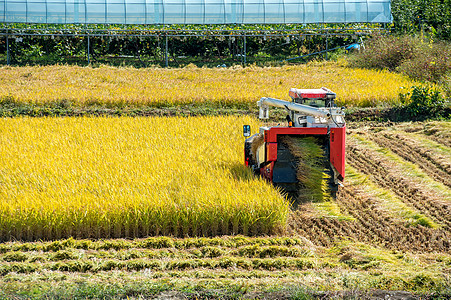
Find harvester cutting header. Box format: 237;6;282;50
244;87;346;200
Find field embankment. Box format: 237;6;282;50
0;62;418;110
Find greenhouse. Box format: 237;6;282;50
0;0;391;25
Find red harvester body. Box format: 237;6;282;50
244;87;346;197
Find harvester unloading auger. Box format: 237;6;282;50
244;88;346;202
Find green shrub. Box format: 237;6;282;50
391;0;451;40
399;85;446;119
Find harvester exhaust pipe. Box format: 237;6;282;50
258;97;331;119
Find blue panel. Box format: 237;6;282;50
67;2;85;23
205;3;225;24
107;3;124;24
126;2;146;24
323;1;344;22
225;0;244;23
0;0;392;24
243;1;264;23
0;1;5;23
185;4;202;24
164;3;184;24
145;2;159;23
304;0;322;23
352;1;367;22
6;2;26;22
285;4;304;23
265;2;285;24
48;3;66;23
27;2;46;23
86;4;105;23
367;0;390;22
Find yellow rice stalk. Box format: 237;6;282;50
0;116;289;241
280;136;332;203
250;133;265;160
0;62;420;108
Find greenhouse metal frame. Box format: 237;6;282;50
0;0;392;25
0;0;392;65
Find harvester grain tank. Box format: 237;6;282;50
244;87;346;198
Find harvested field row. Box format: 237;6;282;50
337;186;450;252
0;256;317;276
366;131;451;188
346;137;451;229
288;185;450;253
0;236;309;253
398;121;451;148
0;235;449;294
288;123;451;253
288;122;451;253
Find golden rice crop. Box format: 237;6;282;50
0;116;289;241
0;61;419;108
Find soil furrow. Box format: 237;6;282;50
337;186;450;252
348;150;450;229
347;142;451;229
288;184;451;252
368;132;451;188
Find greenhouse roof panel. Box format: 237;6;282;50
0;0;392;24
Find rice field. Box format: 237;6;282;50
0;116;289;241
0;58;450;298
0;118;451;298
0;61;419;108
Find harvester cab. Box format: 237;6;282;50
244;87;346;200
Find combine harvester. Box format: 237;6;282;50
244;88;346;201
